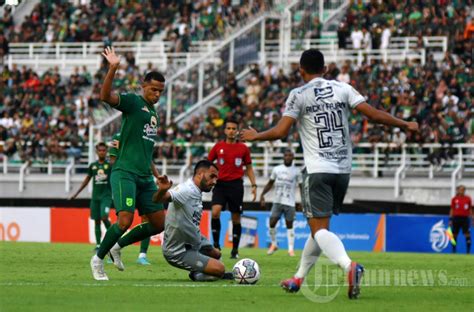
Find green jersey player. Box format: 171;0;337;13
108;132;160;265
90;47;166;281
70;142;112;250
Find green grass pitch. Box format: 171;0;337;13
0;242;472;311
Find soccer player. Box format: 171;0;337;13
90;47;166;281
70;142;112;250
260;149;302;257
241;49;419;299
449;185;472;254
153;160;233;281
108;133;160;265
208;118;257;259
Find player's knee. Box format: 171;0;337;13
117;216;133;230
231;214;241;223
210;248;221;260
285;221;293;229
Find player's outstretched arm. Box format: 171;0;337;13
241;116;295;142
69;175;91;200
99;47;120;106
355;102;419;132
152;175;173;203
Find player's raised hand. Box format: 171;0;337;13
157;175;173;190
101;46;121;67
404;121;419;132
241;126;258;142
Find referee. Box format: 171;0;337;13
450;185;472;254
208;118;257;258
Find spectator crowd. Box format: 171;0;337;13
1;0;473;166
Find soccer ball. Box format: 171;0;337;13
232;258;260;284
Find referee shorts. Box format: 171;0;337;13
211;179;244;214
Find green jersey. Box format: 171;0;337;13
88;161;112;199
112;93;158;176
108;132;121;158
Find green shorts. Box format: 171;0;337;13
110;169;164;216
90;197;112;220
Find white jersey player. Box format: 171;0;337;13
242;49;419;299
153;160;233;282
260;150;302;256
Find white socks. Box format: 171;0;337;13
295;235;321;278
269;228;277;246
287;228;295;252
138;252;147;259
314;229;352;273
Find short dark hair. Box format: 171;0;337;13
96;142;107;149
300;49;325;74
224;118;239;127
144;71;165;83
284;149;294;155
193;159;218;176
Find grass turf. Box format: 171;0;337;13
0;242;472;312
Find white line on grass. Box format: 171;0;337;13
0;282;471;288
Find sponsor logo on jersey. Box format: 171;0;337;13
313;86;334;101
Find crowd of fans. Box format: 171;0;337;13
1;64;92;163
158;51;472;163
338;0;473;52
2;0;268;53
1;1;473;167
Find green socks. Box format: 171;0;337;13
140;237;150;254
117;222;158;249
97;223;126;259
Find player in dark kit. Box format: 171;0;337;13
90;47;166;280
70;142;112;250
208;119;257;259
450;185;472;254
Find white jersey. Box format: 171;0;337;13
163;179;203;256
270;164;302;207
283;77;365;174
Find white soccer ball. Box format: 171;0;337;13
232;258;260;284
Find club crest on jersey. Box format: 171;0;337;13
219;158;225;165
142;106;150;113
104;164;109;170
219;149;224;154
235;158;242;167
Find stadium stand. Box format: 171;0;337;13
0;0;473;203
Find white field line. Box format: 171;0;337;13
0;282;471;288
